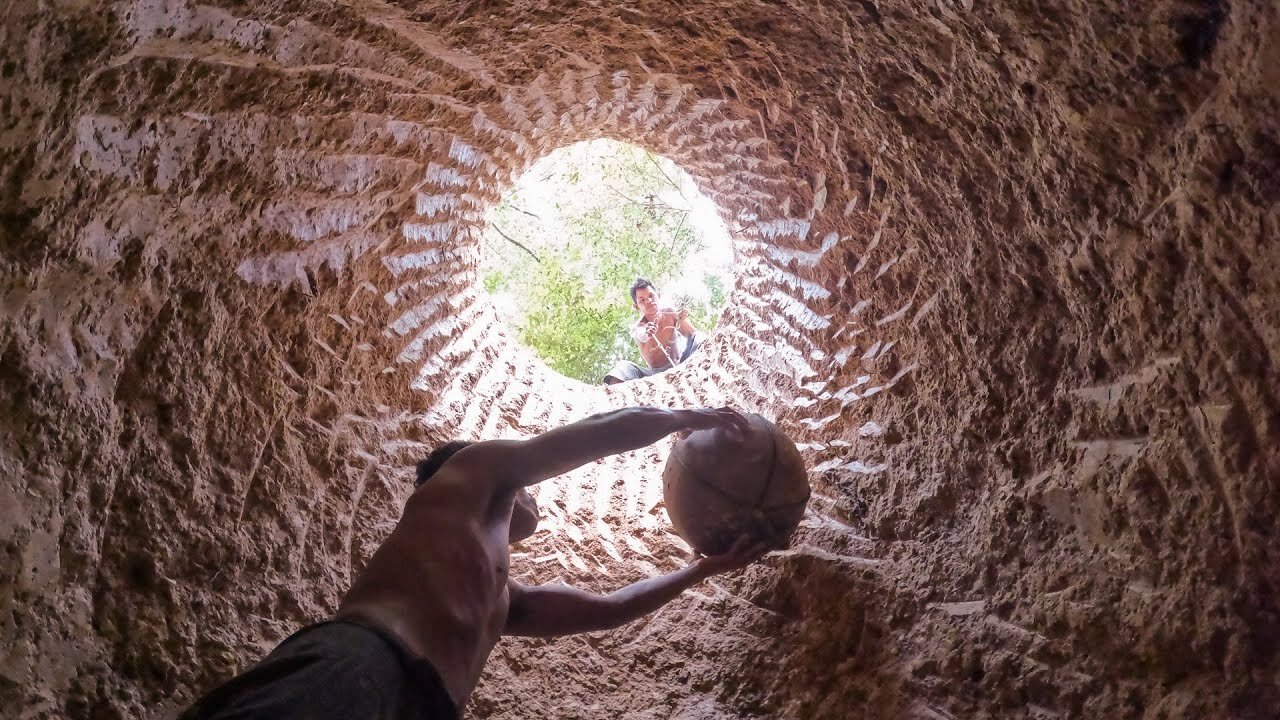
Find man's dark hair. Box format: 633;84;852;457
629;277;655;304
416;441;473;487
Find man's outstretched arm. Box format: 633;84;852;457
504;539;766;638
465;407;748;489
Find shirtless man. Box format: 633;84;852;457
180;406;763;719
603;278;700;384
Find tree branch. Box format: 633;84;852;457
605;183;688;218
491;224;542;264
605;183;644;207
668;213;689;254
647;153;682;193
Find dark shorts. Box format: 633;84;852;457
603;360;662;383
180;621;457;720
603;336;701;384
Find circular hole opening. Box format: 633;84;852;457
481;139;734;384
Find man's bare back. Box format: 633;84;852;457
334;407;758;712
180;407;764;719
337;470;518;708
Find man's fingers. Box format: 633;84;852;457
723;408;751;434
712;407;750;440
721;537;769;566
678;408;749;443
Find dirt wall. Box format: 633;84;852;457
1;0;1277;718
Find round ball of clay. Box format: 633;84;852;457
662;413;810;556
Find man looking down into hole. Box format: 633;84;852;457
603;277;701;384
180;406;767;720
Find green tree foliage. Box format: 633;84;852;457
481;141;731;382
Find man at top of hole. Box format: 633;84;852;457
179;406;767;720
603;277;701;384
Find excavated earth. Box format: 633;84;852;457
1;0;1278;718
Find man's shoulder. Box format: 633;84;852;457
453;439;523;469
430;440;522;487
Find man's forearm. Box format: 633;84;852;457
603;561;710;627
503;560;716;637
546;407;686;464
576;407;687;456
500;407;689;488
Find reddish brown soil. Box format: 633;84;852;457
1;1;1277;718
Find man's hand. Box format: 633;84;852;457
675;407;750;442
694;536;770;577
633;320;657;342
